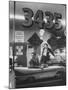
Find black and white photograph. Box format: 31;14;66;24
9;1;66;89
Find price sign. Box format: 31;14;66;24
15;31;24;43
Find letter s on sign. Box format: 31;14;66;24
22;8;34;27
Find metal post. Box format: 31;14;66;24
13;1;16;70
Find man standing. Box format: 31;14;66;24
40;43;54;65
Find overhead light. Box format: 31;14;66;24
10;14;25;20
39;29;45;40
39;29;45;36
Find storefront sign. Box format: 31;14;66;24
22;8;62;30
14;43;27;67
